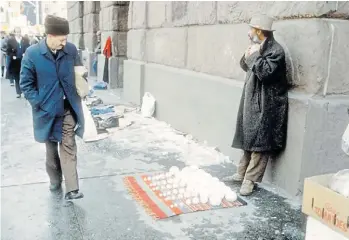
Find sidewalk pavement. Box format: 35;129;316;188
1;79;306;240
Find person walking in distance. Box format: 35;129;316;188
20;15;85;200
7;27;30;97
0;31;6;79
231;15;289;196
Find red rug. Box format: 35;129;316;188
124;173;247;219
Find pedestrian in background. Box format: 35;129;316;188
6;27;30;98
0;31;6;78
92;30;101;75
231;15;289;196
20;15;85;200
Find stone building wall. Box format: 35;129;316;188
124;1;349;196
99;1;129;88
67;1;84;49
67;1;129;88
83;1;100;51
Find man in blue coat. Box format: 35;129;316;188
20;15;85;200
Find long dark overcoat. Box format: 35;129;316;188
6;36;30;75
20;40;84;143
232;37;288;153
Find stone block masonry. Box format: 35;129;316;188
127;29;146;61
69;18;83;34
83;33;97;52
83;1;100;15
83;14;99;33
100;1;128;9
67;2;83;21
146;28;187;69
99;5;128;32
108;57;127;88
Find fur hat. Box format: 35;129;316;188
44;15;69;35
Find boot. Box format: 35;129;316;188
240;180;255;196
65;190;84;200
231;173;244;182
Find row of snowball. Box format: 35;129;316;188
146;166;238;205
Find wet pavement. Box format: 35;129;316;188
1;79;306;240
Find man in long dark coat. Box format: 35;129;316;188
231;15;288;196
20;15;85;200
6;27;30;97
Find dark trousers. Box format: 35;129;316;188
45;109;79;192
10;59;22;94
1;66;4;77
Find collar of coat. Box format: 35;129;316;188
260;36;275;54
39;38;68;55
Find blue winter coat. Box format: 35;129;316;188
20;39;84;143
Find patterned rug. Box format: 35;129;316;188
124;173;247;219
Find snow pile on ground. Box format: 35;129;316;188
107;109;232;167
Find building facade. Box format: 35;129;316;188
123;1;349;196
66;1;349;196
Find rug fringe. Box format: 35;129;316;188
123;177;160;220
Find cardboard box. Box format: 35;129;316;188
302;174;349;239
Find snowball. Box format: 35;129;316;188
178;188;185;194
184;192;191;198
185;199;192;205
166;184;172;189
192;197;199;204
209;195;222;206
179;181;187;188
225;191;237;202
177;194;184;199
169;166;180;175
189;165;199;171
191;191;198;197
172;189;178;195
200;194;209;204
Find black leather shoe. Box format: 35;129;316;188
49;182;62;191
65;191;84;200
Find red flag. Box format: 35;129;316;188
103;36;112;59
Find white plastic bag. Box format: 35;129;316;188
81;100;104;142
342;123;349;156
141;92;156;118
75;66;90;98
329;169;349;198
